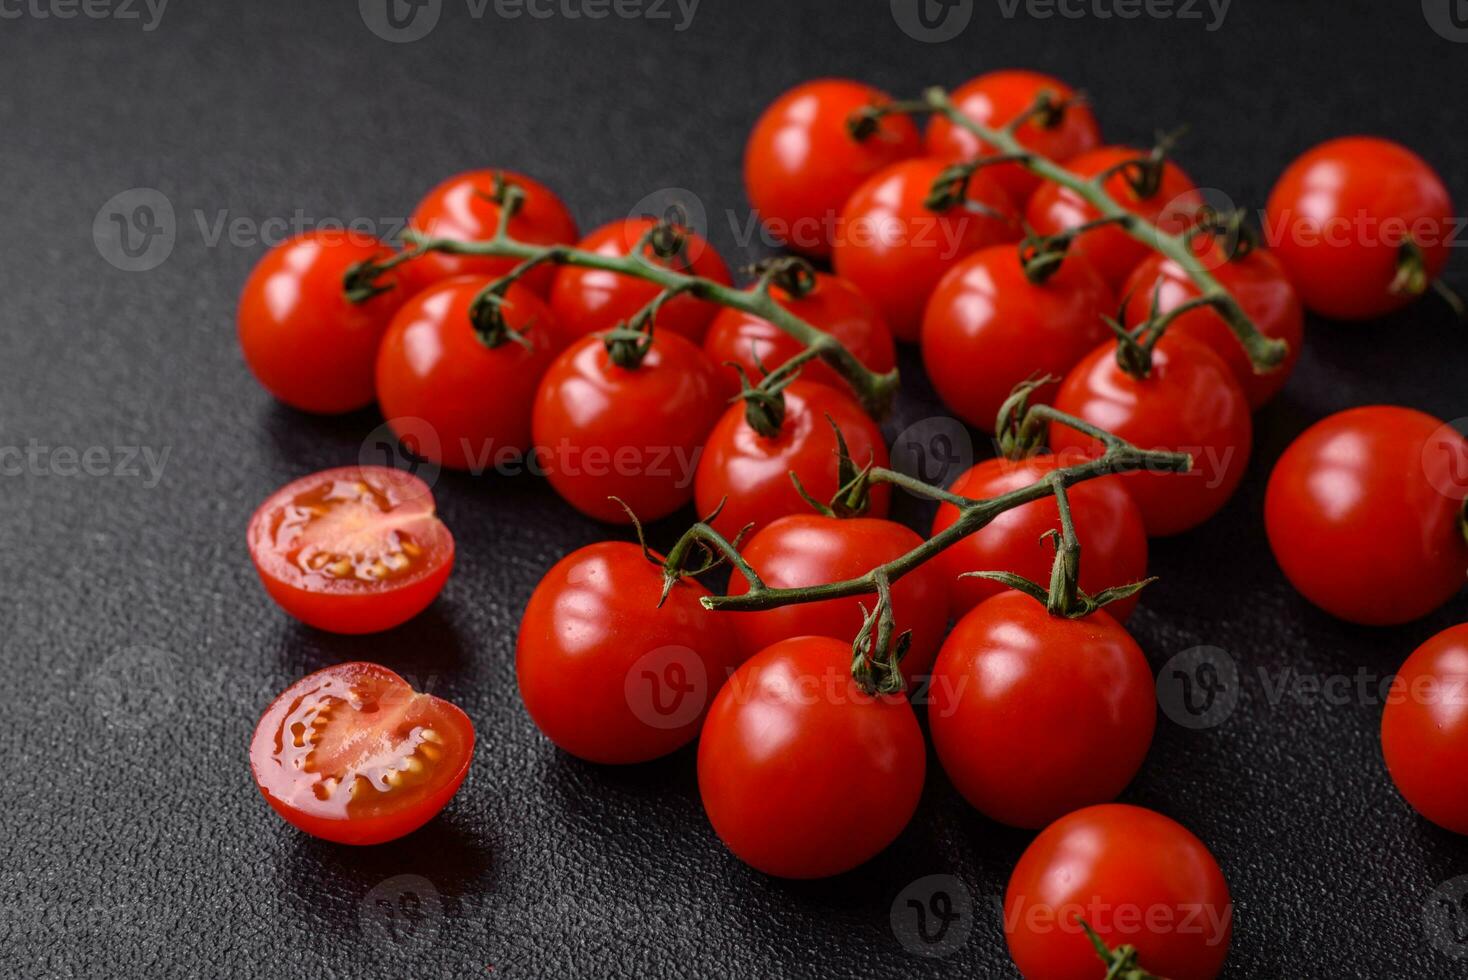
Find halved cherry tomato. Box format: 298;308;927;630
249;662;474;845
697;635;925;878
237;231;407;414
246;466;454;633
1382;623;1468;834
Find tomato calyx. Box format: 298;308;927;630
787;416;876;519
925;157;1031;214
1097;127;1187;201
849;571;911;696
749;255;818;300
1392;239;1467;319
616;496;749;607
1080;920;1164;980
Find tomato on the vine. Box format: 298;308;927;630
531;331;724;524
1051;334;1252;537
924;69;1102;207
1265;136;1454;320
931;454;1148;622
1265;406;1468;625
375;277;562;471
1005;804;1233;980
1382;623;1468;834
247;466;454;633
549;217;732;344
697;635;925;878
238;231;406;414
928;592;1154;829
516;541;742;764
744;78;921;259
921;244;1113;432
250;662;474;845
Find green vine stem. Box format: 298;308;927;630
1080;920;1163;980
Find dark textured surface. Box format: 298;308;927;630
3;2;1468;977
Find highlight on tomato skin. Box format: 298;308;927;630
246;465;455;634
249;662;475;846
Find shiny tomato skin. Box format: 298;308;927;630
744;78;921;259
697;635;926;878
549;218;732;344
1265;136;1453;320
1382;624;1468;834
1051;334;1252;537
375;277;562;471
401;169;578;298
1026;145;1202;288
694;381;891;536
924;69;1102;206
249;662;475;845
246;466;454;633
921;245;1114;432
928;592;1154;829
238;231;407;414
1122;243;1303;409
703;272;896;403
1265;406;1468;625
531;332;724;524
1005;804;1233;980
834;157;1021;342
725;514;950;687
931;455;1148;622
516;542;742;764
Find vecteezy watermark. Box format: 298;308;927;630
360;875;444;956
889;416;975;496
624;645;710;730
0;441;170;488
994;0;1231;31
890;0;973;42
359;0;699;43
0;0;168;31
93;188;176;272
1156;646;1240;730
88;646;185;731
1001;895;1233;948
1423;0;1468;42
891;874;975;958
1425;875;1468;959
627;187;711;264
1422;417;1468;501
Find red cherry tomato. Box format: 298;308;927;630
1382;623;1468;834
703;272;896;403
1265;136;1454;320
516;541;742;764
928;592;1154;828
238;231;407;414
375;277;561;471
834;157;1021;342
531;332;724;524
1005;804;1233;980
249;662;474;845
1122;241;1303;409
931;454;1148;622
1265;406;1468;625
744;78;921;259
402;170;578;298
697;635;925;878
246;466;454;633
549;218;732;344
921;245;1113;432
924;69;1102;206
1026;146;1202;288
725;514;950;686
1051;334;1252;537
694;380;891;536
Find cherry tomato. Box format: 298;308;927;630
697;635;925;878
834;157;1021;342
744;78;921;259
928;592;1154;829
249;662;474;845
238;231;407;414
931;455;1148;622
375;277;562;471
531;332;724;524
1122;241;1303;409
1265;406;1468;625
694;380;890;536
725;514;950;686
1051;334;1252;537
703;272;896;403
516;541;742;764
1265;136;1453;320
549;217;732;344
1005;804;1232;980
921;245;1113;432
924;69;1102;207
401;169;578;298
247;466;454;633
1026;145;1202;288
1382;623;1468;834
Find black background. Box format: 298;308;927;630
3;1;1468;977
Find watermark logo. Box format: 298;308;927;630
360;418;443;493
360;0;443;42
1422;417;1468;501
891;0;973;42
890;874;975;957
88;645;184;730
1156;645;1240;730
1425;875;1468;959
890;416;974;494
625;645;708;730
93;188;175;272
0;441;170;487
0;0;168;31
995;0;1231;32
1423;0;1468;42
360;874;444;955
627;187;710;264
